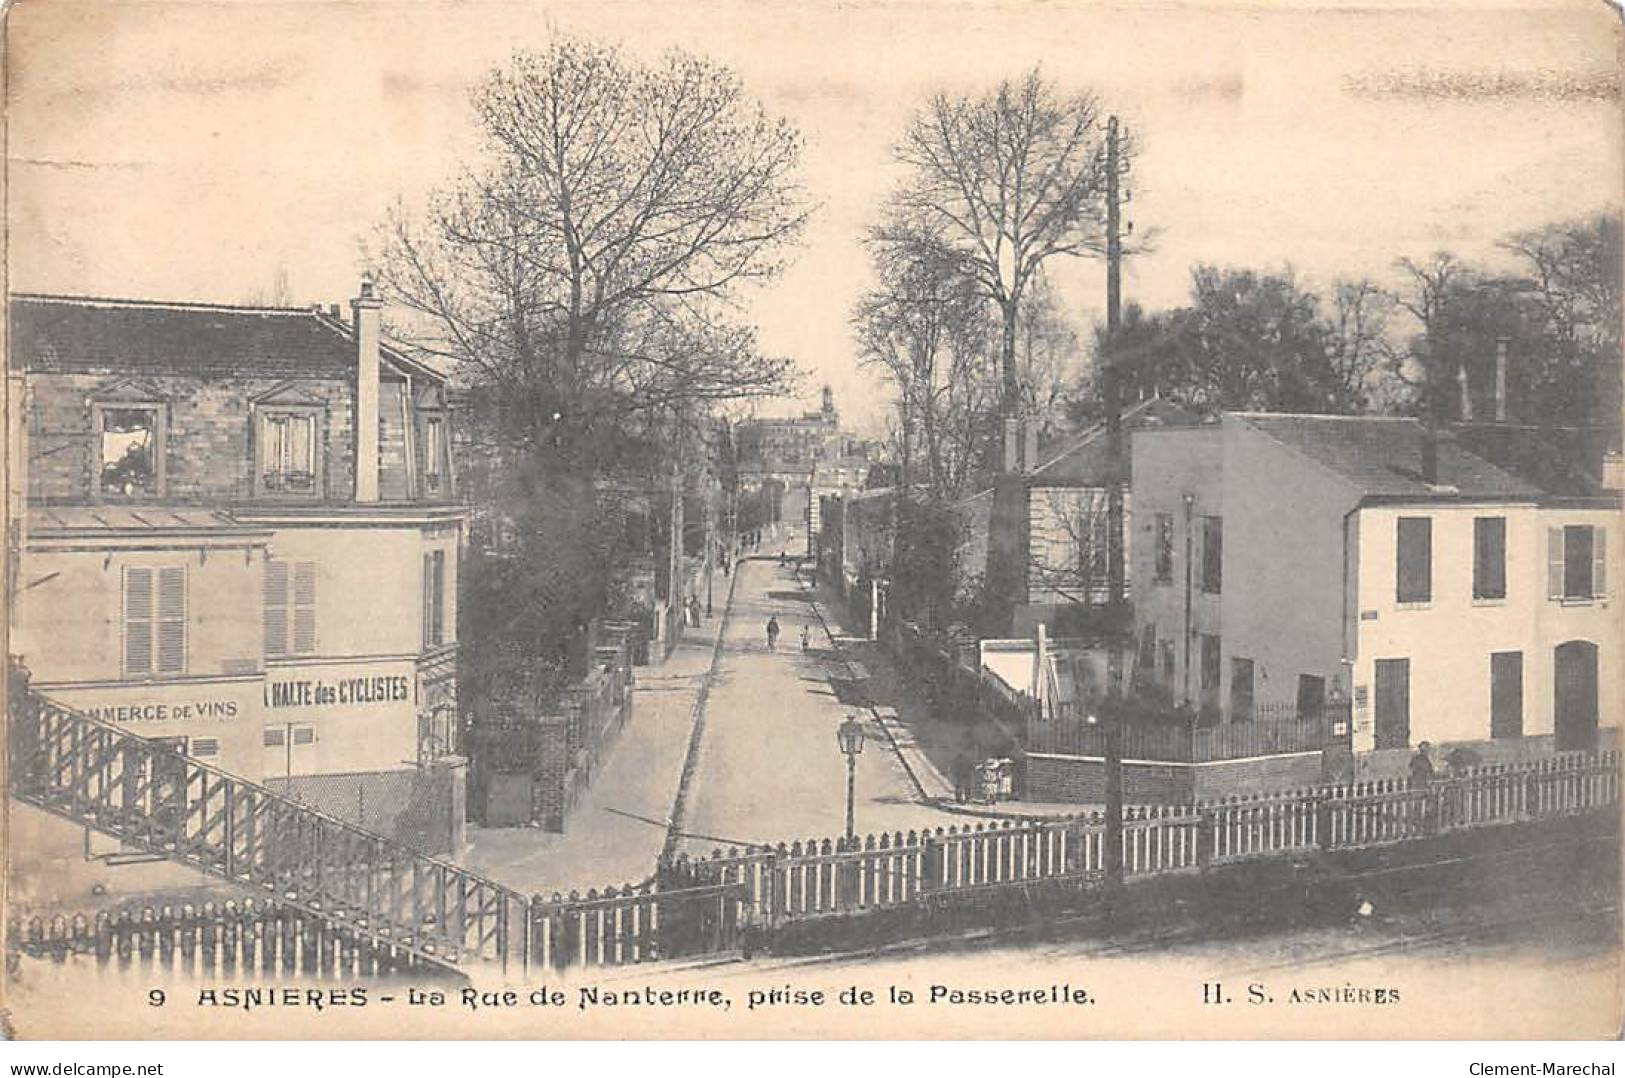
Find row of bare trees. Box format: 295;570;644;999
852;69;1620;633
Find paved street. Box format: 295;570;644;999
678;555;960;855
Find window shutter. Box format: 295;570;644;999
1547;527;1564;600
124;567;153;675
422;552;434;649
292;562;317;654
1594;527;1607;598
265;560;289;656
156;566;185;674
432;550;446;646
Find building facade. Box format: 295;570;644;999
736;386;871;551
9;283;466;800
1131;412;1618;769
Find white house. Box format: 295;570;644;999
1131;412;1619;773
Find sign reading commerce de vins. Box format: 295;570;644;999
265;673;412;709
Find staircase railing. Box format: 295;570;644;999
9;689;530;974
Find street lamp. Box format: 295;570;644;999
836;714;865;848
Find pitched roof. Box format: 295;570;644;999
1234;413;1542;500
1450;423;1614;499
9;293;444;382
1029;396;1198;485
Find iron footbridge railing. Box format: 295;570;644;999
9;693;531;976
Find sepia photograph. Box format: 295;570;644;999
1;0;1621;1048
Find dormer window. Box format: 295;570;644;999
262;412;317;492
98;406;162;497
88;380;168;500
423;414;446;494
251;384;326;499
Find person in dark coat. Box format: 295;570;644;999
765;616;780;651
1408;742;1436;788
952;752;976;804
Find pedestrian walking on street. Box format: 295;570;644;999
800;624;811;652
766;616;780;651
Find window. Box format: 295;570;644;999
1159;640;1175;686
1154;513;1174;584
97;405;163;497
191;737;220;758
1230;658;1255;721
423;548;446;648
1200;516;1222;594
1396;516;1432;603
1473;516;1507;600
263;724;314;749
1550;525;1606;601
1296;674;1326;719
1136;623;1156;681
1199;633;1222;721
258;409;319;494
123;566;185;677
264;560;317;657
422;414;446;493
1490;651;1523;739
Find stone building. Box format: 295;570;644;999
8;281;467;844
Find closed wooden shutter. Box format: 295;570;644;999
124;567;153;675
1547;527;1564;600
292;562;317;654
156;567;185;674
1593;527;1607;597
265;560;289;656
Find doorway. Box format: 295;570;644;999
1554;640;1599;752
1374;658;1410;751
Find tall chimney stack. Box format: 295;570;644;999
351;274;382;503
1494;337;1509;422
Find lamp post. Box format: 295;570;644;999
837;714;865;849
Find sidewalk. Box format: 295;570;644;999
459;598;730;896
804;579;1096;826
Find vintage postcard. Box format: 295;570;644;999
2;0;1621;1043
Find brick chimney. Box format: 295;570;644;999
1494;337;1509;422
351;274;382;503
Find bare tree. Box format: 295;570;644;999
1325;278;1401;412
874;69;1117;424
377;37;809;471
853;238;993;501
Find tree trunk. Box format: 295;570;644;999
1001;296;1021;422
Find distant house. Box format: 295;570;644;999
979;396;1194;635
1131;412;1619;771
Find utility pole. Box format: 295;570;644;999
1101;114;1127;892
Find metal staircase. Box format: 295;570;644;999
9;687;530;976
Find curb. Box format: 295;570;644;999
801;581;943;804
658;564;742;866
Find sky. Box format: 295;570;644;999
7;0;1621;435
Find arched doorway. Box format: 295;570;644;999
1553;640;1599;752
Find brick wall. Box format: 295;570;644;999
533;716;571;832
26;370;356;503
1025;754;1193;804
